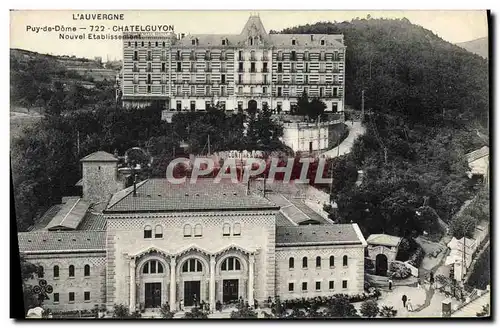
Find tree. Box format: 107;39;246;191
230;303;258;318
309;98;327;120
297;92;309;116
324;295;359;318
379;306;397;318
21;256;44;313
360;300;379;317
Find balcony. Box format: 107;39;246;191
204;56;211;60
250;56;257;61
262;68;269;73
238;56;244;61
249;69;256;73
238;68;245;73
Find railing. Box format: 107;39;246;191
250;57;257;61
160;56;168;61
238;56;244;61
204;56;211;60
262;68;269;73
238;68;245;73
205;68;212;72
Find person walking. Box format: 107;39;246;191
402;294;407;308
406;298;413;312
429;272;435;288
388;278;393;291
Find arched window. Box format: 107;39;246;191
343;255;348;267
84;264;90;276
155;225;163;238
69;265;75;277
144;225;152;239
302;257;308;268
289;257;294;269
316;256;321;268
183;224;192;237
233;223;241;236
194;224;202;237
222;223;231;236
53;265;59;278
221;257;241;271
182;258;203;273
142;260;164;274
329;256;335;267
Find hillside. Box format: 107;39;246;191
273;18;489;237
456;37;488;59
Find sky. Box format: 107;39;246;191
10;10;488;60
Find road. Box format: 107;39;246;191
321;121;365;158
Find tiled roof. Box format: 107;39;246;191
76;212;107;231
276;211;295;226
466;146;489;163
80;151;118;162
276;224;363;246
27;205;62;231
174;16;344;48
105;178;279;213
288;199;331;225
17;231;106;253
46;198;90;231
366;234;402;247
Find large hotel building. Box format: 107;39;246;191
119;15;346;115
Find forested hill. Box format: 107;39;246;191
272;18;489;128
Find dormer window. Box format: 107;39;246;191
321;39;325;46
222;39;226;45
192;39;196;45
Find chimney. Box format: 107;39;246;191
132;173;137;197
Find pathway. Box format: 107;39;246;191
321;121;365;158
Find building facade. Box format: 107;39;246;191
120;15;346;115
18;151;366;314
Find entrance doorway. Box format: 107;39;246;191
184;281;201;306
375;254;388;276
309;142;313;153
144;282;162;308
222;279;239;303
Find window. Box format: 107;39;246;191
233;223;241;236
316;256;321;268
221;257;241;271
53;293;59;303
238;101;243;111
289;283;294;291
69;292;75;302
142;260;164;274
342;280;348;289
53;265;59;278
194;224;202;237
329;256;335;267
221;86;226;96
84;292;90;301
144;225;152;238
205;101;211;110
176;100;182;111
343;255;348;267
141;41;144;47
155;225;163;238
329;281;334;290
289;257;295;269
250;62;255;73
206;86;211;95
84;265;90;277
220;101;226;110
250;87;254;94
221;74;226;84
263;62;268;72
278;63;283;72
147;51;152;61
183;224;192;237
147;73;152;84
263;87;267;94
161;63;166;72
134;41;137;48
69;265;75;277
222;39;226;45
277;102;282;113
133;51;138;61
182;258;203;272
192;39;196;45
292;39;296;45
278;87;282;97
191;85;196;95
302;282;307;291
302;257;308;268
316;281;321;290
177;62;181;72
223;223;231;236
291;51;296;61
321;40;325;46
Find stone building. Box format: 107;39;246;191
120;15;346;116
366;234;402;276
17;151;366;314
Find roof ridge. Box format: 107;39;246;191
107;179;149;210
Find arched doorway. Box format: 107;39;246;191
247;100;258;115
136;254;170;309
375;254;388;276
176;252;210;307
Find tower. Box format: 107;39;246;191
80;151;122;204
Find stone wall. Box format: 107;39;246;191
23;252;106;312
275;245;365;300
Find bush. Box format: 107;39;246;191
379;306;397;318
360;300;379;317
408;245;425;268
390;262;411;280
160;303;174;319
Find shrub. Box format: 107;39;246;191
360;300;379;317
160;303;174;319
408;245;425;268
379;306;397;318
390;262;411;280
112;304;130;318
